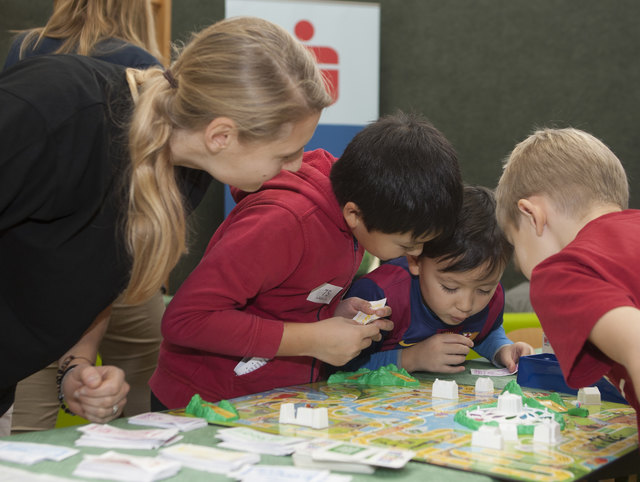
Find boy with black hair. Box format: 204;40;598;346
344;186;534;374
150;112;463;407
495;127;640;437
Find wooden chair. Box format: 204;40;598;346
151;0;172;65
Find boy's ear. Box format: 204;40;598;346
406;255;421;276
342;202;362;229
203;117;237;154
516;198;547;237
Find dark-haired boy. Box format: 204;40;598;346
343;186;534;375
150;112;463;408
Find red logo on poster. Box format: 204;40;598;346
295;20;339;102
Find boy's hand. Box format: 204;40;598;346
496;342;535;373
399;333;473;373
62;364;130;423
310;316;393;366
334;297;392;320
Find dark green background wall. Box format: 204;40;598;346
2;0;638;290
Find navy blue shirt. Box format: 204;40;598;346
3;34;161;71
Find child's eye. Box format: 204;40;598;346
440;285;457;293
477;288;493;296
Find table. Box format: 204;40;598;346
0;360;637;481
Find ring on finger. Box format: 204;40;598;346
112;404;118;415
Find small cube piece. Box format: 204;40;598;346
432;379;459;399
577;386;601;405
533;419;562;445
475;377;494;395
472;425;503;450
279;403;328;429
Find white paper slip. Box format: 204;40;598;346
216;426;306;456
75;423;181;450
234;356;269;376
160;443;259;474
352;298;387;325
128;412;207;431
73;451;181;482
0;441;78;465
306;439;415;469
306;283;343;304
470;366;518;376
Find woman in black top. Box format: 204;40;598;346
0;15;332;429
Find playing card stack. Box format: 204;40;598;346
215;426;306;455
73;451;181;481
292;438;415;472
75;423;181;450
0;441;78;465
128;412;207;432
159;443;259;474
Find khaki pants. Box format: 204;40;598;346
0;405;13;437
11;291;164;434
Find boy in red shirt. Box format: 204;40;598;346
495;127;640;435
150;112;463;408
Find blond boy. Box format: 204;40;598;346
495;127;640;436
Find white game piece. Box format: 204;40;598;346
471;425;503;450
279;403;328;429
499;423;519;442
432;379;459;399
577;386;601;405
496;392;523;416
279;403;296;425
533;419;561;445
474;377;494;395
296;407;329;430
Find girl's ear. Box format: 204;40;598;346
203;117;236;153
516;198;547;237
406;255;421;276
342;201;363;229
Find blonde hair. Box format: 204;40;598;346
18;0;161;62
495;127;629;230
123;16;333;303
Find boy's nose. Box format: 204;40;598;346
455;296;474;313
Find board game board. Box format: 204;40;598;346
212;379;637;481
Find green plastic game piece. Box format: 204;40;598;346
456;380;566;434
568;406;589;417
327;364;419;387
502;379;524;397
185;394;239;422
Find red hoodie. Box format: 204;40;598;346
150;149;363;407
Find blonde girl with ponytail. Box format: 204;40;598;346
124;16;332;303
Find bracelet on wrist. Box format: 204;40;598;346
56;355;95;415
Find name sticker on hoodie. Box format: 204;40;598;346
306;283;343;304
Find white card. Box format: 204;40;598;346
307;439;414;469
352;298;387;325
306;283;343;304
